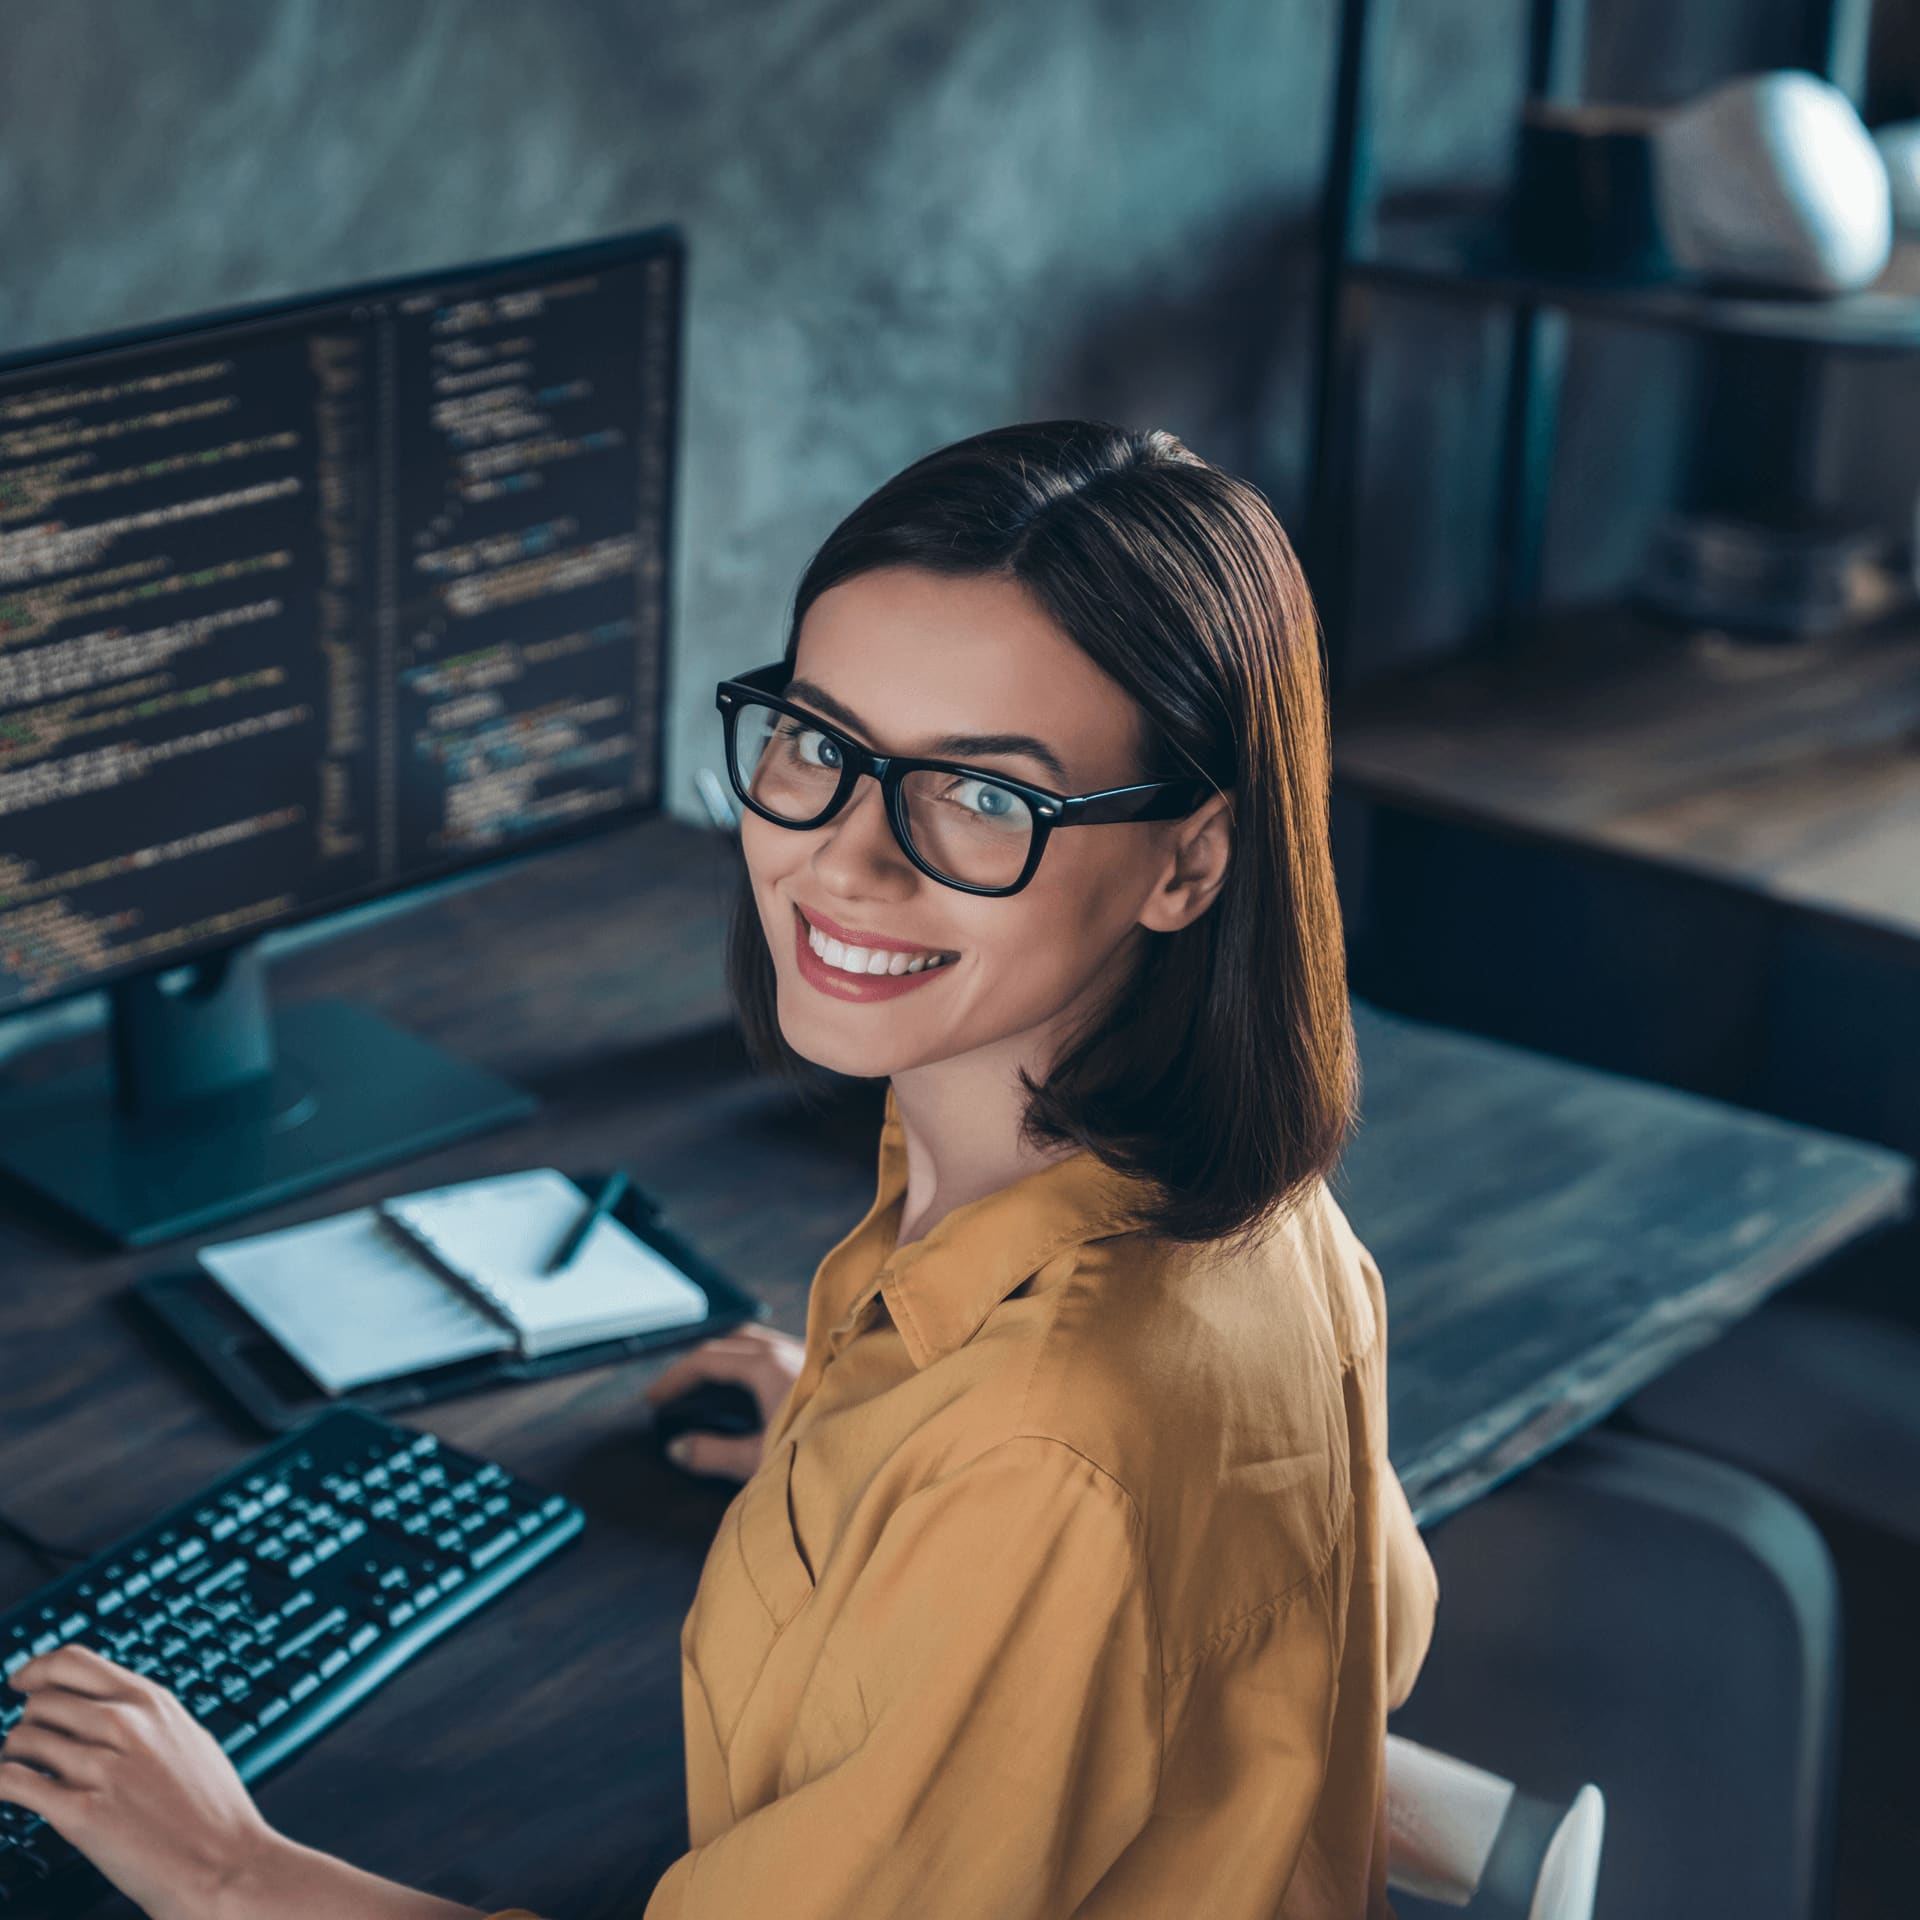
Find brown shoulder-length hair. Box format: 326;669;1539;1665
724;418;1357;1255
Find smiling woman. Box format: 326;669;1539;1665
613;421;1437;1919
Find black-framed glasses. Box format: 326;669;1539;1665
714;661;1213;897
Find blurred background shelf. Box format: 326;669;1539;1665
1306;1;1901;692
1351;206;1920;351
1330;600;1920;946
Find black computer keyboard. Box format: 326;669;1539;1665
0;1407;583;1907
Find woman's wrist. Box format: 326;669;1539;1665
208;1825;486;1920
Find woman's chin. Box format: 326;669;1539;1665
775;1002;888;1076
777;1002;945;1083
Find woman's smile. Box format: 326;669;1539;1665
792;903;961;1001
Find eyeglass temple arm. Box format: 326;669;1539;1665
1060;782;1212;826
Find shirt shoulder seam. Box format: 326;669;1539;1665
1163;1513;1346;1682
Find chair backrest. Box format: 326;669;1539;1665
1386;1732;1604;1919
1387;1428;1842;1920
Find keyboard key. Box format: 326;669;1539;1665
205;1707;256;1753
468;1529;521;1570
276;1606;347;1663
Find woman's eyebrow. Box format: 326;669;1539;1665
785;677;1071;785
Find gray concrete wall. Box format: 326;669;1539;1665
0;0;1909;980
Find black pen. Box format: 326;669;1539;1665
545;1170;631;1274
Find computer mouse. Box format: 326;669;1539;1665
651;1378;764;1447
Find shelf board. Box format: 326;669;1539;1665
1330;602;1920;945
1348;213;1920;352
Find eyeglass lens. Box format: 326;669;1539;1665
729;696;1035;888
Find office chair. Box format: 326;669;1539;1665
1613;1297;1920;1549
1384;1427;1841;1920
1386;1734;1603;1917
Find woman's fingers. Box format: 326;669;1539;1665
9;1644;144;1702
664;1429;766;1483
0;1754;77;1822
643;1348;730;1404
644;1327;792;1404
647;1326;805;1480
0;1718;112;1790
12;1688;127;1751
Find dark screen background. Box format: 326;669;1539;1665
0;237;678;1012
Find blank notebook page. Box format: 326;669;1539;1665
196;1207;515;1395
380;1168;711;1357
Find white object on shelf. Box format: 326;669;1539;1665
1653;71;1892;293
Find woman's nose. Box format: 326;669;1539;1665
810;773;914;891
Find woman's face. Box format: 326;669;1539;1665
741;564;1222;1084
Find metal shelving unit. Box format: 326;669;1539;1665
1303;0;1905;696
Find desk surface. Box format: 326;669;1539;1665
2;813;1912;1917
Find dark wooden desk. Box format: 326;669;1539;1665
2;814;1911;1916
1337;1000;1913;1526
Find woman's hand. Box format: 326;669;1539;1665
644;1322;807;1483
0;1644;279;1920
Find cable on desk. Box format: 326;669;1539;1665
0;1507;89;1577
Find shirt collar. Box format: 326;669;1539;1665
819;1084;1157;1371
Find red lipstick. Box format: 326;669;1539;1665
791;905;958;1003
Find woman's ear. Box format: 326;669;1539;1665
1136;793;1233;935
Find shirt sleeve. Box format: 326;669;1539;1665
1381;1457;1439;1713
1342;1211;1440;1716
633;1434;1163;1920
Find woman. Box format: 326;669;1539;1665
0;420;1439;1918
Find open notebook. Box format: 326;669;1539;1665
195;1168;711;1396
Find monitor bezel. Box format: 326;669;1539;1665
0;222;686;1023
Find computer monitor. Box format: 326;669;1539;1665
0;226;684;1246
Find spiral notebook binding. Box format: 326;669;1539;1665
371;1205;528;1349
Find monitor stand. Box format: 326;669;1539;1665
0;942;537;1247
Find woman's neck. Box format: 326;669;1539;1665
888;1058;1082;1253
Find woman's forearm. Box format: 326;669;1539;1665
214;1829;489;1920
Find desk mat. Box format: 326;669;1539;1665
132;1167;770;1432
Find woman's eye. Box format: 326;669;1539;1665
777;722;840;769
946;777;1022;823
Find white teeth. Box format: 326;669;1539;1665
803;915;952;978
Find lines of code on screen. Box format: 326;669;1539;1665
0;246;675;1013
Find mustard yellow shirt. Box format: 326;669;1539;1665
493;1085;1438;1919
